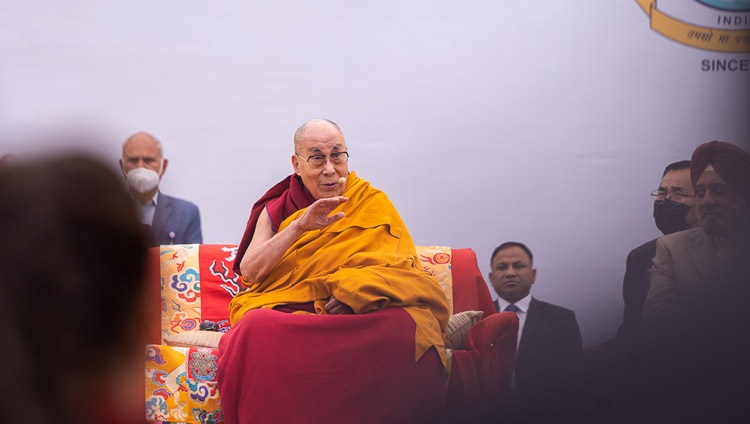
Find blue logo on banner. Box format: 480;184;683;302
697;0;750;11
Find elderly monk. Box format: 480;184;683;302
220;119;451;424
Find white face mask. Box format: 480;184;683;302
126;167;161;193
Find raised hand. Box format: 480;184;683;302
297;196;348;231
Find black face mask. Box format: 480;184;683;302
653;200;692;235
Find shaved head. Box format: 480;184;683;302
294;119;343;150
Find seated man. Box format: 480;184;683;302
220;119;451;423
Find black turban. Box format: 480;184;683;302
691;140;750;202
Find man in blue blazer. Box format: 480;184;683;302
489;241;582;421
120;132;203;247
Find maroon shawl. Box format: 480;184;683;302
233;174;316;275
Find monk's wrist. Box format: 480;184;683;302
288;218;308;237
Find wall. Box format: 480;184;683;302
2;0;748;347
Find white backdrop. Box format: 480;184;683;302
2;1;748;348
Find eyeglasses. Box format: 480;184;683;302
295;151;349;169
650;190;695;205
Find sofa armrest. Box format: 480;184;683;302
446;311;519;422
451;248;496;317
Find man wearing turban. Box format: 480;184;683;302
644;140;750;325
640;140;750;422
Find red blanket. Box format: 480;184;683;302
218;308;447;424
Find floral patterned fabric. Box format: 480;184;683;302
146;244;242;424
145;345;222;423
416;245;454;315
146;244;453;423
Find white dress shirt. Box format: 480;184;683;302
496;293;532;350
497;293;532;390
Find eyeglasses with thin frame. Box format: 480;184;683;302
650;189;695;205
295;151;349;169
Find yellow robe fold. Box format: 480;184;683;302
229;172;450;367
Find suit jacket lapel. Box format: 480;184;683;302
151;192;173;243
686;229;720;284
518;297;542;357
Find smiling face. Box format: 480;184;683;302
488;246;537;303
291;120;349;199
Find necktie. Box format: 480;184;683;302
504;304;520;313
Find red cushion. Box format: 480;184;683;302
448;312;519;421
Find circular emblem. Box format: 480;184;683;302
635;0;750;52
180;319;198;331
433;252;451;264
698;0;750;12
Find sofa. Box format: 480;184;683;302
145;244;518;423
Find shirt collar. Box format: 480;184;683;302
132;191;159;206
497;293;532;313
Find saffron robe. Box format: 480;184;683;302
229;172;450;366
233;173;315;275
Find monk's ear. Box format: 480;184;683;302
292;155;301;175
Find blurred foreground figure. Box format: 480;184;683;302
0;155;149;423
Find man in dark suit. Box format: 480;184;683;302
641;140;750;423
580;161;701;423
489;241;582;421
120;132;203;246
644;141;750;327
616;160;699;341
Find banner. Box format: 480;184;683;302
636;0;750;52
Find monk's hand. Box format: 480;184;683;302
297;196;348;231
324;296;354;315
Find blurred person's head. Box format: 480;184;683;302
0;153;15;166
690;141;750;241
0;154;149;423
652;160;699;235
